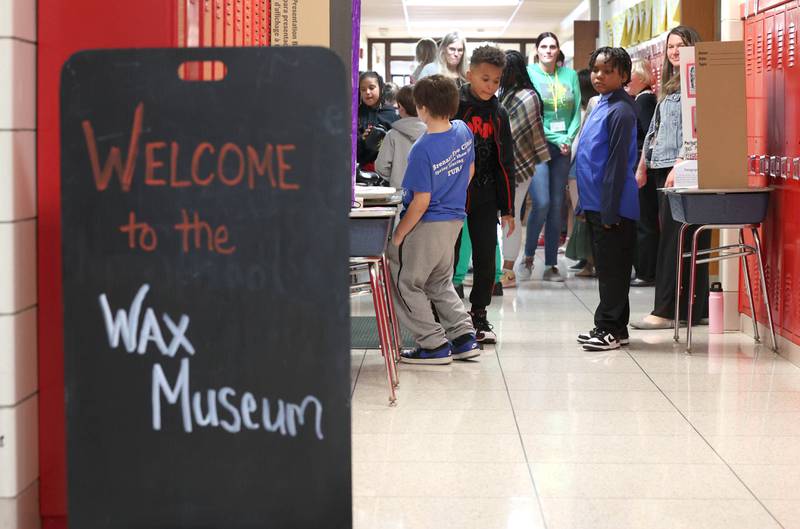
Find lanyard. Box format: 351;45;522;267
540;64;563;116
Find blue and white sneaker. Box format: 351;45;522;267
400;343;453;365
451;333;480;361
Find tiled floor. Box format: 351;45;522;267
350;256;798;529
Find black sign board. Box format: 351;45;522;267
61;48;351;529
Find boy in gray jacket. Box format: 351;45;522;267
375;85;428;189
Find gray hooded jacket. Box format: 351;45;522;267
375;117;428;189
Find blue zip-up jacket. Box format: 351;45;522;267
575;88;639;225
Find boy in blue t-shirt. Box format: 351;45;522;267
387;74;480;365
575;47;640;351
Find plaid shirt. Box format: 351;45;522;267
500;88;551;183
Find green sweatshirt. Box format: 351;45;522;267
527;63;582;147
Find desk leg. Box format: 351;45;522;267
686;226;706;354
752;227;778;352
381;256;402;367
740;230;760;343
369;262;397;405
674;223;690;343
378;258;400;388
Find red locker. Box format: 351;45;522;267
769;9;786;331
753;15;768;174
787;6;800;179
783;4;800;337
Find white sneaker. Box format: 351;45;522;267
542;266;565;282
515;260;533;281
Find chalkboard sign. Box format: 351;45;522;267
61;48;351;529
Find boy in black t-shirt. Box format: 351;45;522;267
454;45;516;343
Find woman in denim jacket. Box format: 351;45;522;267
632;26;708;330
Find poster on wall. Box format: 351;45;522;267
680;46;697;141
271;0;331;47
61;47;352;529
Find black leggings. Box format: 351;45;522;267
651;167;710;322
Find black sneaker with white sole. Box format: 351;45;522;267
581;330;622;351
578;327;629;346
470;310;497;344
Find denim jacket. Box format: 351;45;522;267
642;92;683;169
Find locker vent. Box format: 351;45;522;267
757;33;764;73
790;22;797;68
778;26;785;70
767;31;774;71
747;36;755;75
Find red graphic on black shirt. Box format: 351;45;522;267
467;116;494;139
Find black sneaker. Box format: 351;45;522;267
569;259;588;270
578;328;629;346
470;310;497;344
582;330;621;351
454;284;465;299
492;282;503;296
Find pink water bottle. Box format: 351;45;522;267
709;282;724;334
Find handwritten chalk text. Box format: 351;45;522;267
82;103;300;193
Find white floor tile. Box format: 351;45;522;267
522;433;719;464
540;498;781;529
509;390;674;412
514;410;693;435
353;388;511;410
686;411;800;436
667;390;800;413
707;436;800;464
500;355;643;374
531;462;751;499
649;372;800;392
352;408;518;434
731;465;800;500
505;372;658;391
760;499;800;529
354;497;545;529
352;433;525;463
353;461;535;497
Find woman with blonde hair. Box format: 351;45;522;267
416;31;468;86
631;25;706;330
411;38;438;83
627;58;658;287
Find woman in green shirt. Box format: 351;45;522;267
517;32;582;283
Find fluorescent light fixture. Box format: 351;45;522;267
499;0;525;36
404;0;521;5
407;19;508;29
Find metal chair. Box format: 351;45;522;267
674;223;777;354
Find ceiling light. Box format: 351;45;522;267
407;19;508;28
404;0;521;6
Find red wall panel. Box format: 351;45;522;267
38;1;272;525
37;1;176;525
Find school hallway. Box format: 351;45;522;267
350;257;800;529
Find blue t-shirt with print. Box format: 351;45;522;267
401;120;474;222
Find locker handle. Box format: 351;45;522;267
794;158;800;180
782;157;790;179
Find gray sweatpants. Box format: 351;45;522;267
387;220;475;349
